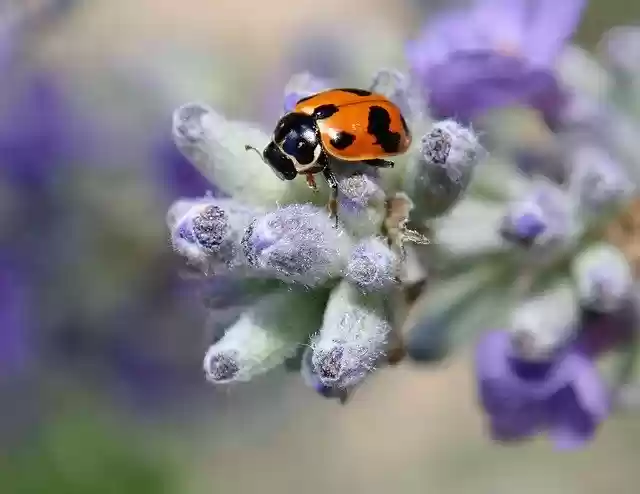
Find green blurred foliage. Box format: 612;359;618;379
1;412;177;494
577;1;640;47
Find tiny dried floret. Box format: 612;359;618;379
203;349;240;383
192;205;228;251
422;127;452;165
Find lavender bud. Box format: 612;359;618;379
572;243;633;313
169;198;258;273
337;172;387;237
203;288;327;383
300;347;352;403
568;145;634;216
345;237;399;292
243;204;351;286
172;103;286;205
405;120;484;219
500;181;576;253
311;281;390;388
509;284;579;361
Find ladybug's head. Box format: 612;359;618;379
246;112;323;180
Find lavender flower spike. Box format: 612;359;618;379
475;330;610;450
404;120;484;220
172;103;286;205
572;243;633;313
310;280;391;389
500;180;577;255
243;204;352;286
203;287;328;383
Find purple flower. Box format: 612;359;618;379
407;0;586;127
475;330;610;450
154;138;214;200
0;257;31;376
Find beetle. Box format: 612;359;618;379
245;88;412;225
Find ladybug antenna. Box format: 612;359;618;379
244;145;265;162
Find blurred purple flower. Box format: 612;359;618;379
0;71;79;190
407;0;586;127
154;137;214;199
0;257;31;376
475;330;610;450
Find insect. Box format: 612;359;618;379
245;88;412;225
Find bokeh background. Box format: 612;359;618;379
2;1;640;493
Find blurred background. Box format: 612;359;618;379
2;1;640;493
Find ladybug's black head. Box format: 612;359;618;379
273;113;323;172
245;141;297;181
245;112;323;181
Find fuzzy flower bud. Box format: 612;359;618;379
203;288;328;383
568;145;634;216
500;181;576;254
300;347;351;403
404;119;484;219
172;103;286;205
508;284;579;361
337;172;387;237
169;197;258;273
242;204;351;286
345;237;399;292
572;243;633;313
310;281;391;389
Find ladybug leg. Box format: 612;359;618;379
364;158;394;168
322;167;339;227
305;172;318;191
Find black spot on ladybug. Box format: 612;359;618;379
312;104;339;119
338;88;372;97
330;131;356;150
367;106;401;153
400;114;410;136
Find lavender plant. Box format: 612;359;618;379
169;69;485;403
404;0;640;449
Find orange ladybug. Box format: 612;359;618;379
245;88;412;224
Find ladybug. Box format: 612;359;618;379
245;88;412;224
